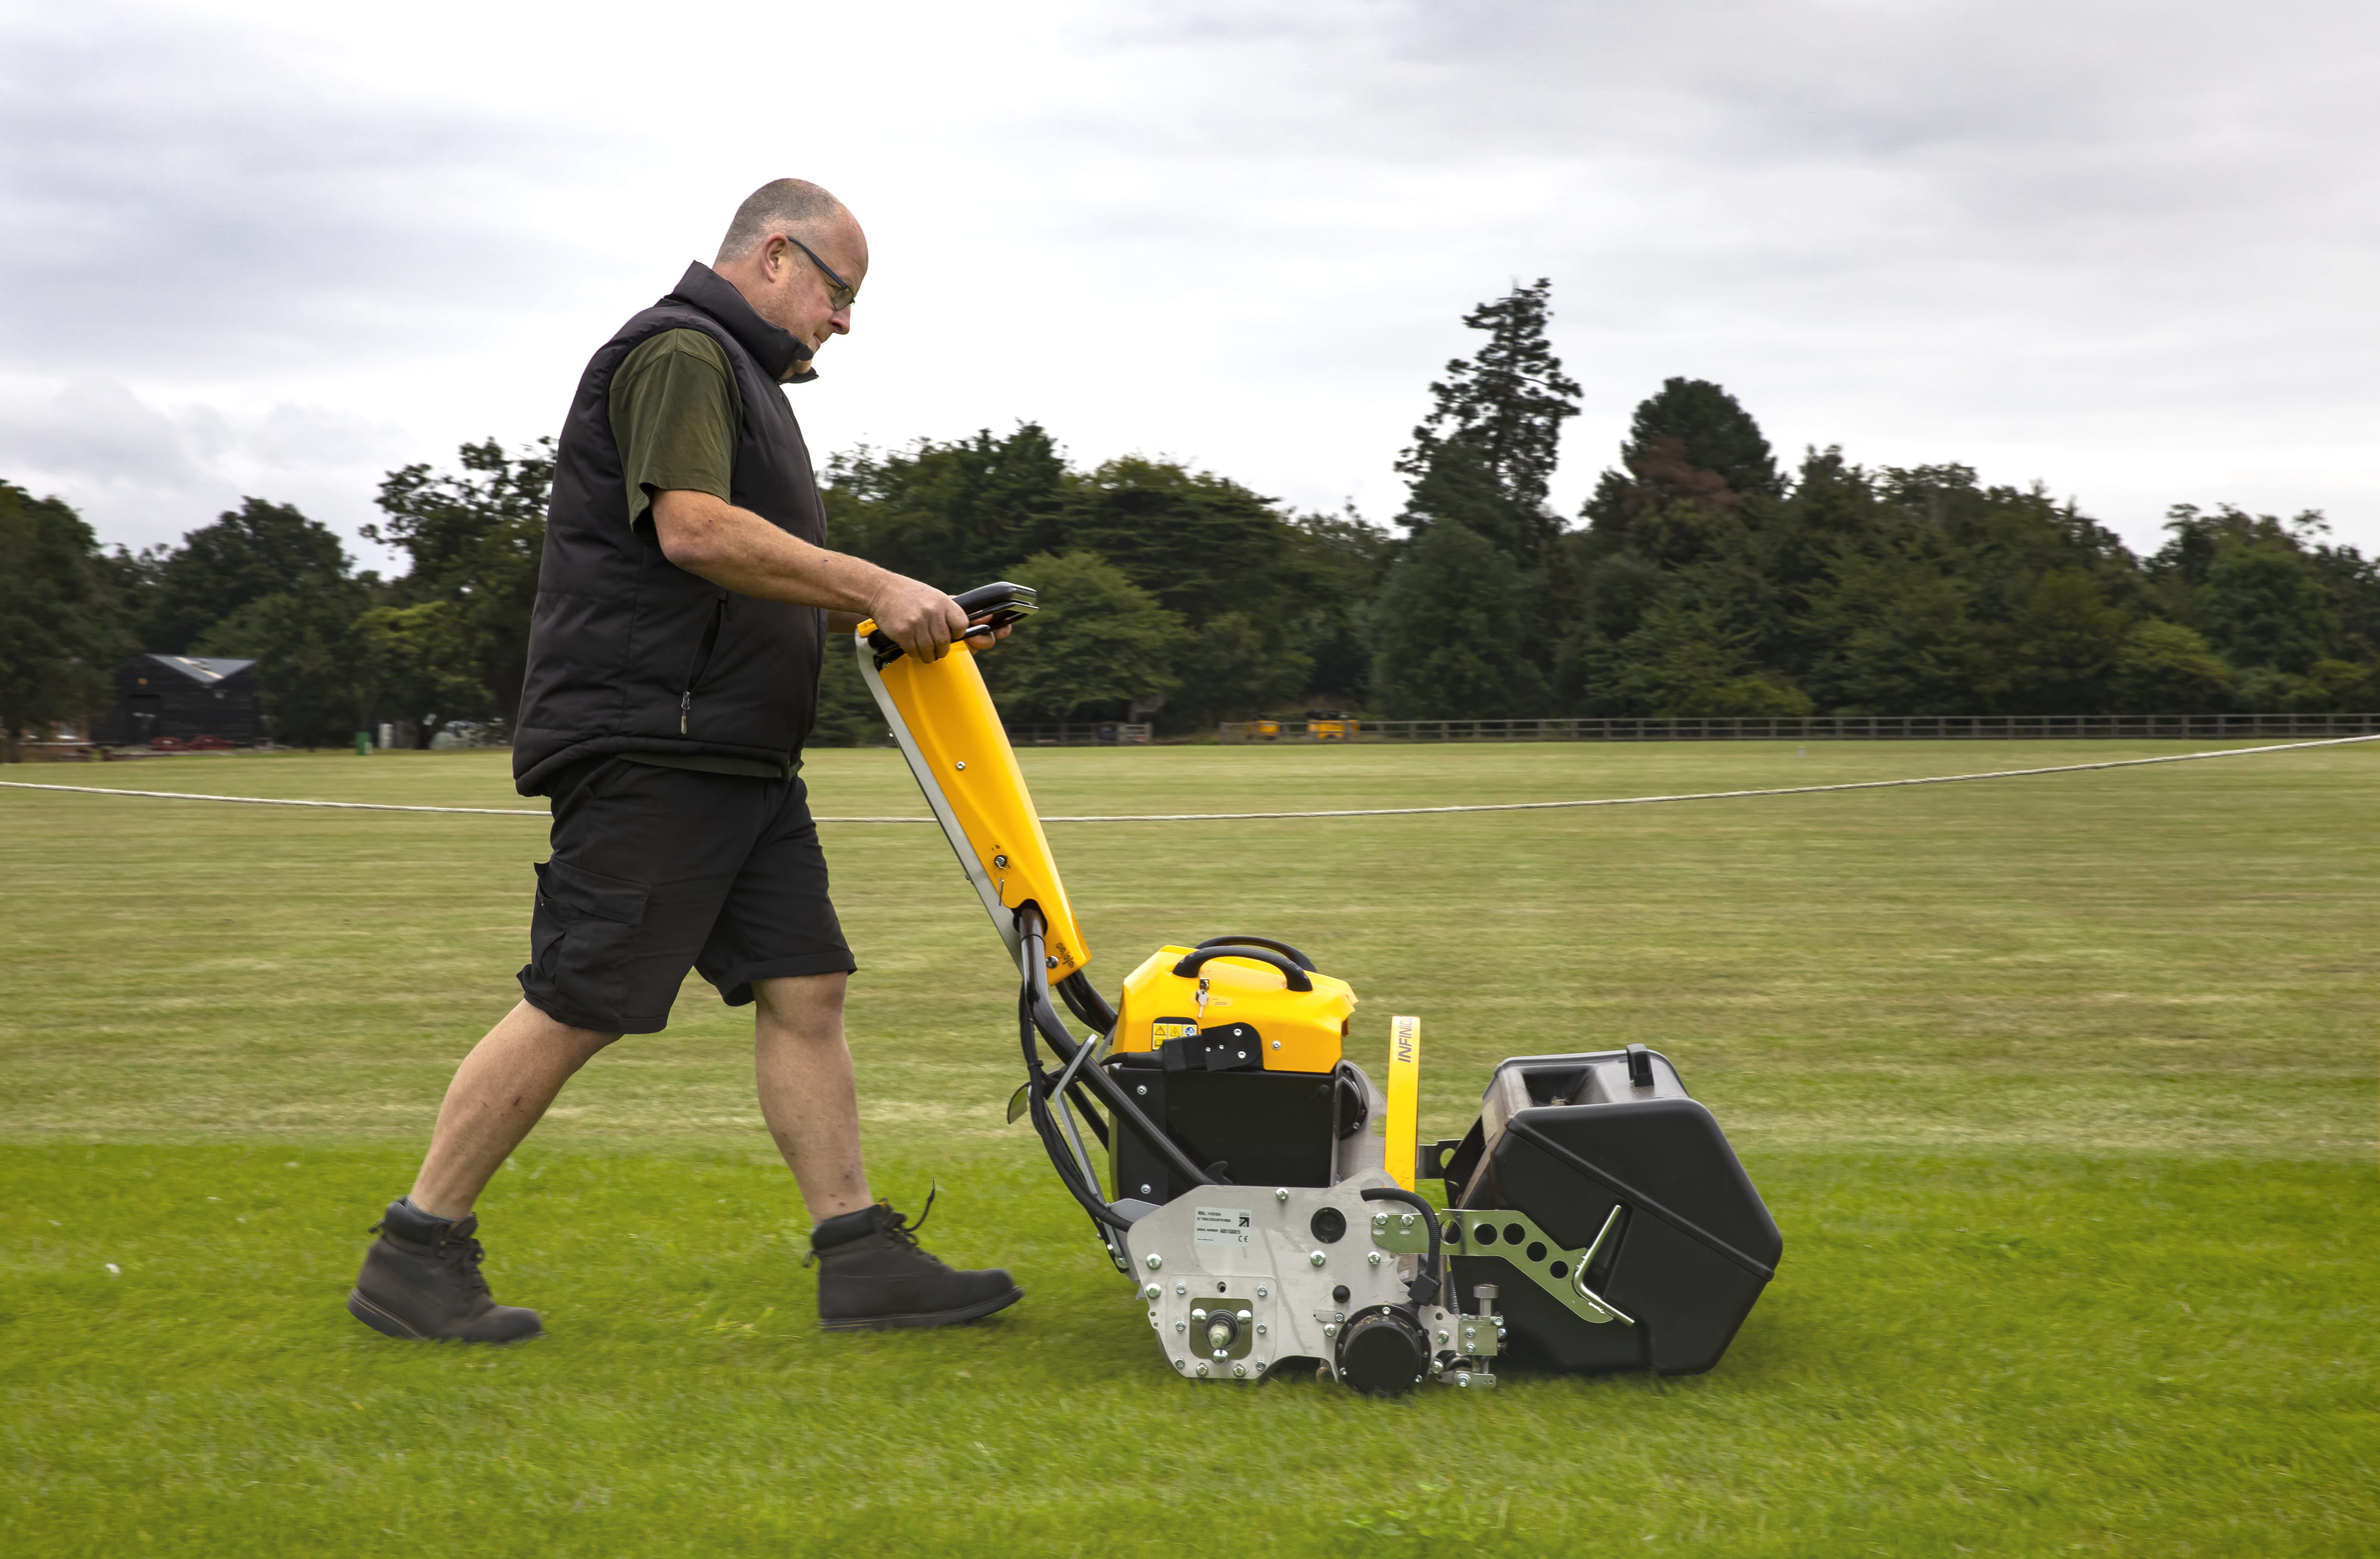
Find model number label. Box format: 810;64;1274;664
1192;1205;1253;1248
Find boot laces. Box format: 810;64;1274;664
435;1231;493;1297
880;1186;942;1261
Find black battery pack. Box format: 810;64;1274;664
1425;1046;1780;1376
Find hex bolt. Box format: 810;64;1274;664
1367;1252;1383;1267
993;854;1008;868
1175;1320;1186;1333
1309;1251;1326;1267
1232;1362;1247;1377
1174;1282;1187;1295
1274;1188;1289;1202
1256;1323;1268;1336
1255;1284;1270;1298
1196;1362;1209;1376
1176;1358;1188;1370
1456;1372;1472;1388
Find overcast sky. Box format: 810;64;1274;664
3;0;2375;572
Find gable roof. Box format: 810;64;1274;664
133;654;257;684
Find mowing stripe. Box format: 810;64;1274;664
2;734;2372;822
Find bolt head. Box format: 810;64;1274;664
1138;1184;1152;1195
1309;1251;1326;1267
1146;1254;1163;1270
993;854;1008;867
1270;1040;1281;1050
1255;1323;1267;1335
1196;1362;1208;1376
1175;1282;1186;1295
1274;1187;1289;1201
1175;1320;1185;1332
1367;1252;1383;1267
1191;1307;1207;1320
1322;1323;1339;1339
1135;1086;1148;1097
1143;1283;1160;1300
1232;1362;1247;1377
1456;1373;1471;1388
1236;1309;1251;1322
1255;1284;1269;1298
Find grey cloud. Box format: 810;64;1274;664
0;3;592;375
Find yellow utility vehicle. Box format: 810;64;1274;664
856;584;1779;1393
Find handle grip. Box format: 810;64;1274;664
1170;944;1313;992
865;581;1039;669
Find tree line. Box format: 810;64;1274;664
5;277;2376;756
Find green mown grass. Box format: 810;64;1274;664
2;741;2375;1555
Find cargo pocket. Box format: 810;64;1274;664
529;859;653;1025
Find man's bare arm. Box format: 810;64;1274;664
649;489;966;661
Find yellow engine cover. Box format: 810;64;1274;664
1111;945;1355;1073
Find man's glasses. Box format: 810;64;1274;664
779;234;858;310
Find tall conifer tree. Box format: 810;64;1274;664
1395;279;1581;569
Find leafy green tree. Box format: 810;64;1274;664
139;498;357;652
1999;570;2132;715
193;587;370;746
808;631;888;748
0;483;131;760
365;438;553;729
1580;378;1779;542
1396;279;1580;569
2110;621;2231;713
823;425;1068;591
1368;523;1549;718
977;551;1185;721
354;601;490;746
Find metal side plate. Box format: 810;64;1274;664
1445;1205;1636;1327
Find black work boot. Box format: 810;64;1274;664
347;1198;544;1343
810;1198;1022;1331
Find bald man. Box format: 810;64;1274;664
346;179;1021;1342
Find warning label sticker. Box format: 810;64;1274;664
1192;1205;1254;1249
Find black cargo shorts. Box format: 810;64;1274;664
516;756;855;1034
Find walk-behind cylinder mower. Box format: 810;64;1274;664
856;584;1783;1395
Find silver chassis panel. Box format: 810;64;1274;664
1116;1174;1502;1387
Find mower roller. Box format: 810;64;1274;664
857;582;1782;1394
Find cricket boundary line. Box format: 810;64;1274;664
2;733;2372;822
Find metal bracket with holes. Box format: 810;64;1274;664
1444;1205;1636;1327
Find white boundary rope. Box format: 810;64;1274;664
2;734;2370;823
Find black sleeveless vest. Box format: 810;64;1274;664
512;263;828;795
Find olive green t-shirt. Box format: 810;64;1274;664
609;328;794;781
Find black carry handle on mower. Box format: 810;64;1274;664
867;581;1038;669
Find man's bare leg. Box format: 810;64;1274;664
762;972;1021;1327
753;972;873;1221
407;1000;619;1219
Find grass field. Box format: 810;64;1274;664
2;739;2374;1555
